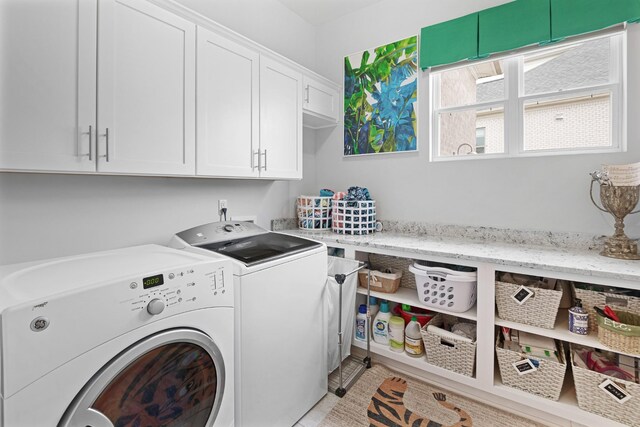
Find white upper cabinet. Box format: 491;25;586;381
260;56;303;180
302;75;340;129
196;27;259;178
0;0;97;172
97;0;196;175
0;0;334;179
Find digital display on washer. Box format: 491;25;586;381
143;273;164;289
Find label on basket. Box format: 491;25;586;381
512;358;537;375
511;286;534;305
599;379;632;404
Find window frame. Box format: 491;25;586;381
428;31;626;162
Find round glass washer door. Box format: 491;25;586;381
59;328;225;427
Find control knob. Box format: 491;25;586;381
223;224;235;232
147;298;165;315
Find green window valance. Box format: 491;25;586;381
551;0;640;40
479;0;551;57
420;0;640;70
419;13;479;69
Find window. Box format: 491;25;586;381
475;127;486;154
430;33;625;160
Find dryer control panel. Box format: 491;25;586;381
125;263;229;315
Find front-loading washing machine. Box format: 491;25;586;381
0;244;234;426
170;221;328;427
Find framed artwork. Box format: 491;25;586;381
344;35;418;156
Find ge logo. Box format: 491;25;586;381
30;317;50;332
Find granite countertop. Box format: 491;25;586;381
280;228;640;285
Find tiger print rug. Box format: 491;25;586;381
318;365;547;427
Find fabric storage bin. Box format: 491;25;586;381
297;196;332;230
573;285;640;333
357;268;402;293
495;281;563;329
332;200;376;235
571;345;640;427
421;314;476;377
495;335;566;400
596;309;640;354
409;264;477;313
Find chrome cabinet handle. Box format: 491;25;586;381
252;150;260;170
261;149;267;171
88;125;93;160
305;85;310;103
79;126;93;160
101;128;110;162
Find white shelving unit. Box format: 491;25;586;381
355;287;478;321
334;244;640;427
495;309;640;358
352;339;479;388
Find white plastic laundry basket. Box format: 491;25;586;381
332;200;376;235
297;196;333;230
409;264;477;313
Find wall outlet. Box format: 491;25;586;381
218;199;228;214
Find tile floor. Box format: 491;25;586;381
294;393;341;427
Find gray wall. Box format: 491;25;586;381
313;0;640;236
0;1;318;265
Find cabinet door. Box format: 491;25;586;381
259;56;302;180
97;0;195;175
196;28;259;178
302;76;339;123
0;0;97;172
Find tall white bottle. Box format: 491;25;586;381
369;297;379;337
372;300;391;345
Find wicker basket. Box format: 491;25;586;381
495;281;563;329
573;286;640;333
495;335;566;400
571;345;640;426
421;314;476;377
367;254;417;289
358;268;402;293
596;310;640;354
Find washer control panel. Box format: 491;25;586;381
124;263;229;315
175;221;266;246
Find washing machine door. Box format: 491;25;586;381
59;329;225;427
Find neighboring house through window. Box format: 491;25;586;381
430;33;625;160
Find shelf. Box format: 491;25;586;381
495;309;640;358
492;370;628;427
352;338;478;388
356;286;477;321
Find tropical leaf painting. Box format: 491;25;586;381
344;36;418;156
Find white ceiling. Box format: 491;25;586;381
276;0;385;26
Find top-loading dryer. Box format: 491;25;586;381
170;221;327;427
0;244;234;427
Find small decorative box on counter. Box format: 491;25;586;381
296;196;332;230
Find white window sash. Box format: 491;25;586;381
429;32;625;161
